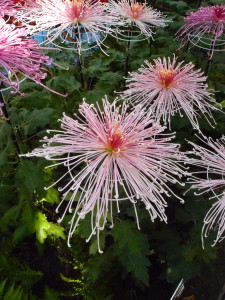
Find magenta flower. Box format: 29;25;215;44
16;0;119;53
0;0;17;17
177;5;225;51
188;137;225;247
24;98;185;252
108;0;167;40
122;56;217;130
0;19;66;96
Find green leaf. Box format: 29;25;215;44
12;224;29;245
44;286;60;300
2;205;21;224
86;250;113;282
112;220;150;286
89;231;106;255
23;108;55;135
0;279;7;297
4;283;24;300
48;222;66;241
34;211;50;243
34;211;65;243
16;160;45;193
41;188;60;205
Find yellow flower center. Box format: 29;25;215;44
72;0;84;22
131;2;145;19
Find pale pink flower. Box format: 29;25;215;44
16;0;119;53
188;137;225;247
108;0;167;40
188;137;225;194
122;56;217;130
202;194;225;247
177;5;225;51
0;0;17;17
0;19;66;96
24;98;185;252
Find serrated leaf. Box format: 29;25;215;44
16;160;45;192
34;211;65;243
42;188;60;204
86;250;113;282
112;220;150;286
23;108;55;135
48;222;66;240
34;211;50;243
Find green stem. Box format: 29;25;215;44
196;0;202;9
123;31;131;88
204;25;218;76
0;91;21;155
78;53;85;90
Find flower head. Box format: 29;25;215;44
0;0;18;17
16;0;119;53
188;137;225;194
108;0;167;40
202;194;225;247
0;19;66;96
187;137;225;247
24;98;185;252
122;56;217;130
177;5;225;50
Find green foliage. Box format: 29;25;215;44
34;211;66;243
112;220;150;286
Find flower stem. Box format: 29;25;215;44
123;30;131;88
204;24;218;76
0;91;21;155
196;0;202;9
78;53;85;90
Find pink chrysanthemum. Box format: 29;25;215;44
122;56;217;130
24;98;185;252
188;137;225;195
188;137;225;247
0;19;66;96
16;0;119;53
108;0;167;40
177;5;225;50
0;0;17;17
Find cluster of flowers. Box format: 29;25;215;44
1;0;225;252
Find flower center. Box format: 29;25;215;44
214;7;225;21
158;69;177;87
71;0;84;21
131;2;145;19
105;124;125;154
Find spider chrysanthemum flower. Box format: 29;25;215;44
16;0;119;53
24;98;185;252
177;5;225;51
122;56;217;130
188;137;225;247
0;19;66;96
0;0;18;17
108;0;167;40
